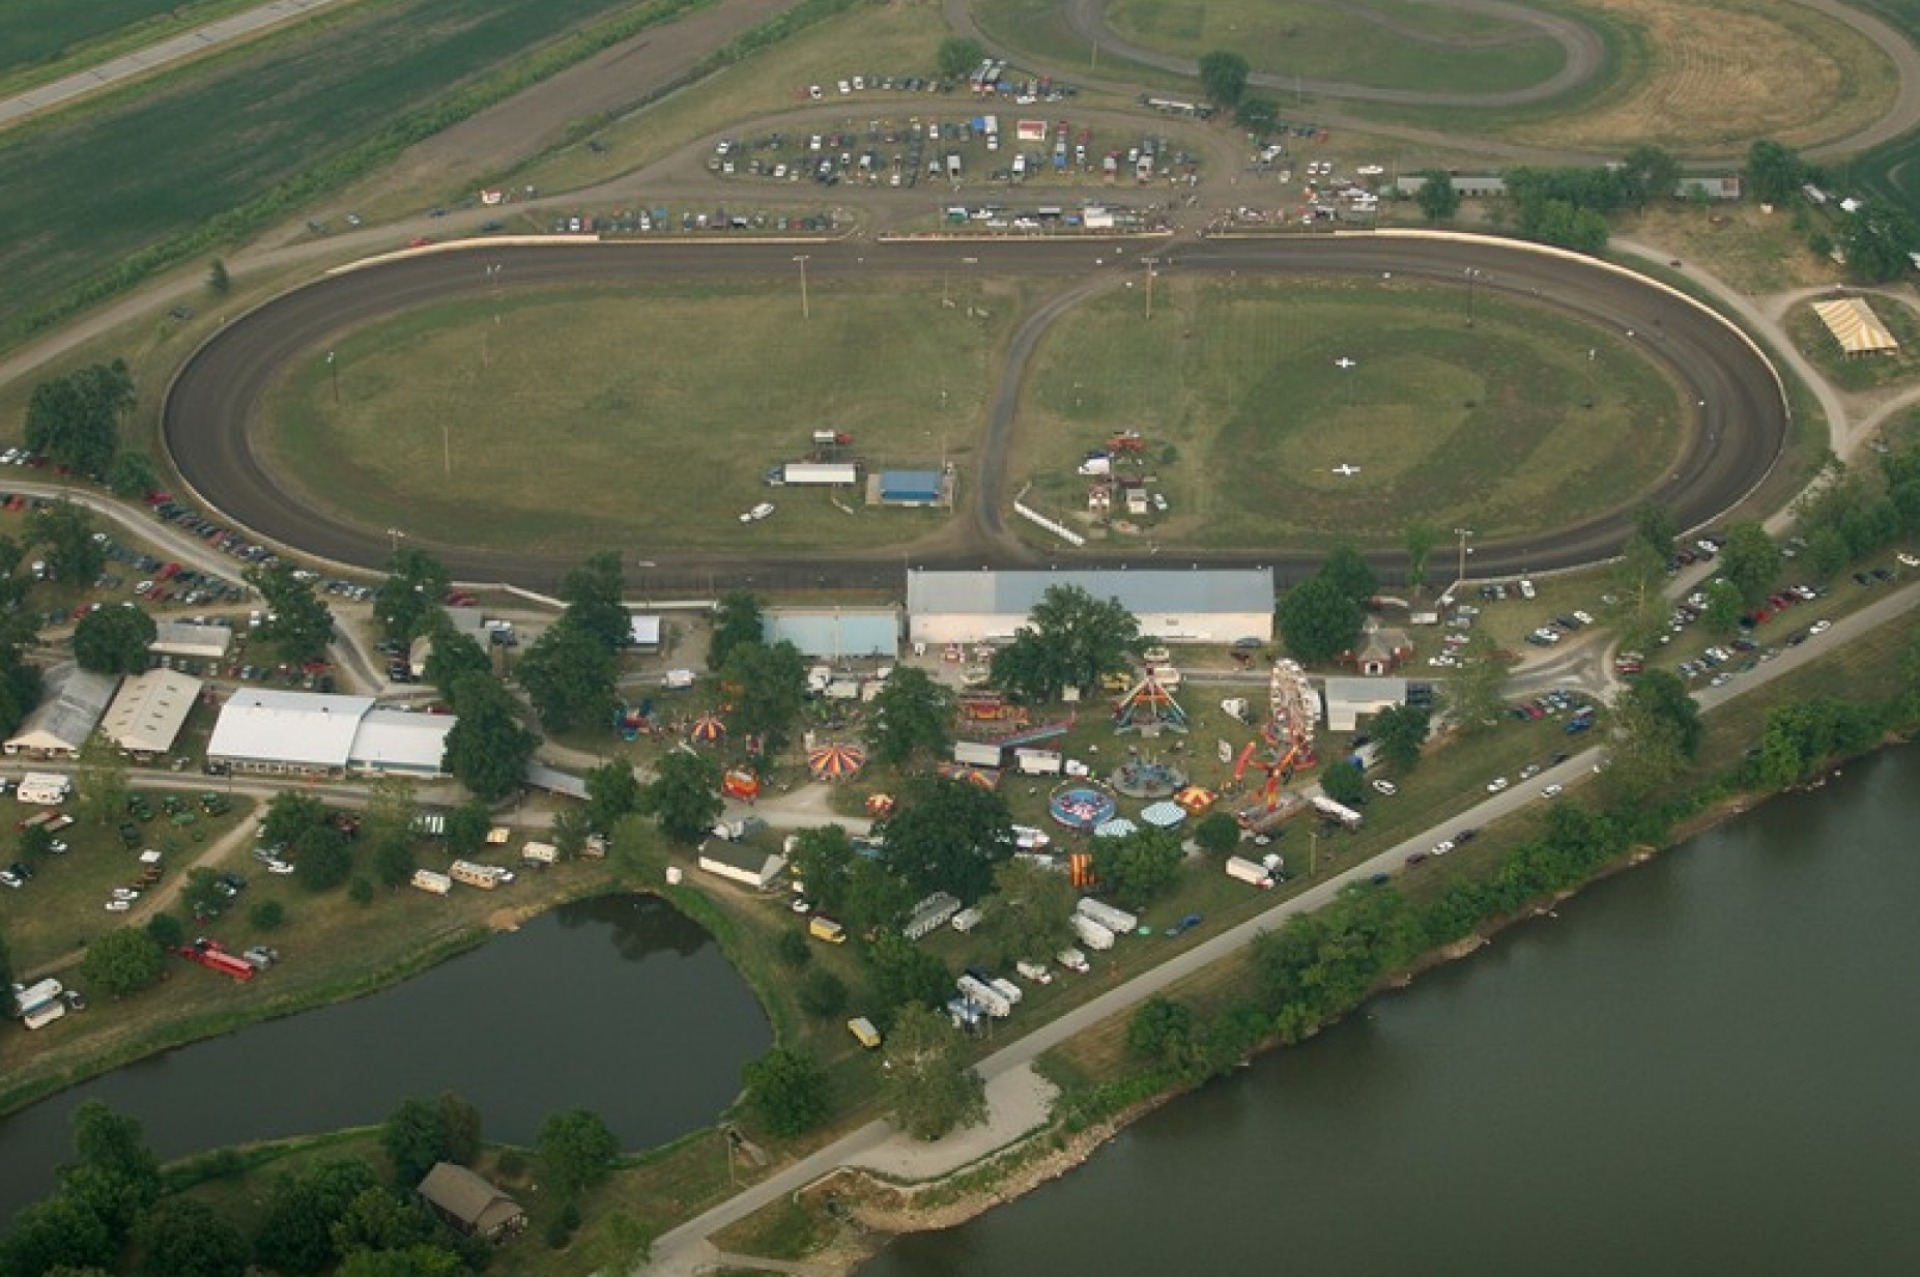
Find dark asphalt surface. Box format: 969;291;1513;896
162;235;1786;593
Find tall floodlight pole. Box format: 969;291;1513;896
794;255;811;320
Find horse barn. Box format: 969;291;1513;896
206;690;455;777
905;568;1275;647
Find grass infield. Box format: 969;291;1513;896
261;279;1024;556
1013;276;1685;551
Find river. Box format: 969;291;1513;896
864;747;1920;1277
0;893;769;1223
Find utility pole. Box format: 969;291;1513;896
1464;267;1484;326
327;350;338;405
1143;257;1160;319
793;254;810;320
1453;526;1474;595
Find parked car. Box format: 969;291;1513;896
1371;779;1397;796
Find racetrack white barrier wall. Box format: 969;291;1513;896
1014;497;1085;547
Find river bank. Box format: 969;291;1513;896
742;739;1912;1276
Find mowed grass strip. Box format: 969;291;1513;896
1104;0;1565;95
1013;277;1681;550
0;0;230;83
0;0;658;328
261;280;1013;555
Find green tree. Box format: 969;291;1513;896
443;802;492;857
560;551;630;651
30;499;106;587
1718;521;1782;604
1197;49;1249;109
788;825;858;917
78;927;166;998
438;1092;483;1166
380;1097;452;1188
867;666;955;767
442;672;536;801
881;1003;987;1140
1413;170;1461;222
640;750;722;844
536;1108;619;1199
989;856;1077;962
374;548;451;646
335;1245;466;1277
1841;204;1919;284
1442;630;1509;733
584;760;643;833
207;258;232;295
1318;759;1368;807
722;638;808;756
294;822;354;892
261;791;329;847
1619;144;1679;208
936;35;984;80
1278;576;1362;664
67;1100;161;1233
1089;826;1185;908
550;804;590;860
1634;502;1677;559
877;775;1013;901
861;932;952;1015
135;1198;247;1277
248;562;334;665
72;603;155;674
742;1048;832;1138
249;899;286;930
423;627;491;702
1607;668;1703;799
74;730;129;831
1701;578;1745;635
708;592;764;672
0;1196;115;1277
1370;704;1431;772
1320;545;1378;605
990;584;1141;701
362;775;418;851
145;912;185;951
368;832;416;889
580;1212;654;1276
181;866;227;918
1745;139;1811;205
253;1157;382;1275
329;1186;436;1255
517;620;618;731
23;361;133;477
1128;996;1202;1071
842;856;914;935
107;450;158;500
1192;811;1242;857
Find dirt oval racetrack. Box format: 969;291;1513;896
162;235;1786;593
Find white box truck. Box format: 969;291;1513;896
1226;855;1275;888
957;975;1012;1018
1076;897;1138;936
1056;947;1090;972
1016;958;1053;984
990;977;1024;1006
411;869;452;896
951;905;985;933
1071;913;1115;951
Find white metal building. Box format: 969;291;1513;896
906;569;1274;647
207;690;453;776
4;665;120;758
1321;676;1408;733
101;669;203;757
149;620;234;663
696;841;787;889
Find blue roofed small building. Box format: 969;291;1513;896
764;607;901;659
877;469;947;507
907;568;1274;647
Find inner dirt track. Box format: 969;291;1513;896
162;235;1787;594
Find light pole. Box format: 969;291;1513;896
386;526;405;555
793;254;810;320
1452;526;1474;595
1463;268;1484;326
961;255;978;318
1142;256;1160;319
327;350;338;405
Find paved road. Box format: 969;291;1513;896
162;234;1787;592
0;0;351;130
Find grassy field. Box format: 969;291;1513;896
0;0;244;84
1614;204;1841;296
0;0;687;344
1349;0;1892;160
1105;0;1565;95
259;279;1025;556
1011;277;1682;551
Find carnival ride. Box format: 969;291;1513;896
1112;670;1188;735
1049;782;1118;832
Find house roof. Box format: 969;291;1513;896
417;1162;523;1232
698;842;787;881
907;569;1274;618
4;665;119;754
629;614;662;646
102;669;203;755
206;689;375;768
524;762;588;799
763;607;900;657
880;469;943;498
347;708;453;774
149;620;234;659
1322;676;1408;704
